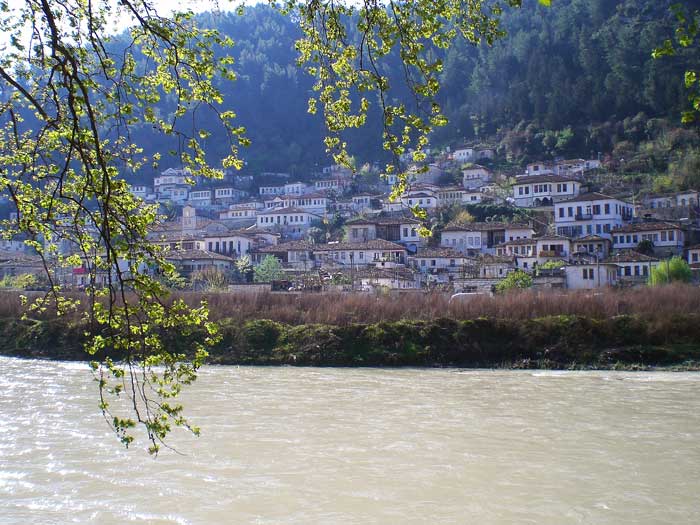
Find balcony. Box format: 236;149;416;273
575;213;593;220
539;250;567;258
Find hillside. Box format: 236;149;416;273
120;1;700;181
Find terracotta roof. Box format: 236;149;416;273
606;250;659;263
357;267;417;281
495;238;537;247
478;253;516;264
312;239;407;252
257;206;321;216
611;222;680;233
404;192;434;198
255;241;314;253
573;235;610;243
346;216;421;226
560;192;629;204
165;249;234;263
644;190;699;199
514;174;580;185
536;234;571;242
686;244;700;251
443;222;532;232
410;247;467;258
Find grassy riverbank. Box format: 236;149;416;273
1;314;700;370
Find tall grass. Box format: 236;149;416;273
1;284;698;326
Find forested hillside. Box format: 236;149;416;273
126;0;700;180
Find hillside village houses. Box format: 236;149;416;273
554;193;635;239
512;174;582;207
7;144;700;293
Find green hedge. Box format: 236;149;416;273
3;315;700;369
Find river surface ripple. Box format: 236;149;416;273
1;357;699;524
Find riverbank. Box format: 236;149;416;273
1;315;700;370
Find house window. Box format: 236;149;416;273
558;208;564;218
693;253;699;263
568;207;573;217
669;230;675;241
593;205;601;215
604;204;610;214
661;231;667;242
403;228;408;237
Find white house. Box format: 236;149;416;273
187;190;212;207
555;193;634;239
259;185;285;196
283;182;310;195
165;249;235;279
512;175;581;208
312;239;408;268
441;222;535;255
642;190;699;210
264;193;329;216
453;147;474;163
565;262;618;289
345;216;425;251
495;238;537;270
437;187;482;207
256;207;321;238
203;232;254;258
400;190;439;211
219;201;264;220
525;162;554;176
129;185;154;201
554;158;600;176
571;235;611;260
351;194;379;213
214;187;247;205
314;178;351;193
408;248;469;281
462;165;493;190
535;235;571;263
607;250;659;285
154;168;191;203
360;268;419;291
611;222;684;256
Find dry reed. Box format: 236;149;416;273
1;284;698;326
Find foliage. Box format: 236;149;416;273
234;255;254;283
0;0;239;453
653;3;700;123
648;256;693;285
538;260;565;271
495;269;533;293
254;255;285;283
191;267;229;291
636;240;655;256
450;210;476;227
0;273;40;290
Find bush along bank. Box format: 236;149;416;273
3;315;700;370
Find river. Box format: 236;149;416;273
1;357;699;524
